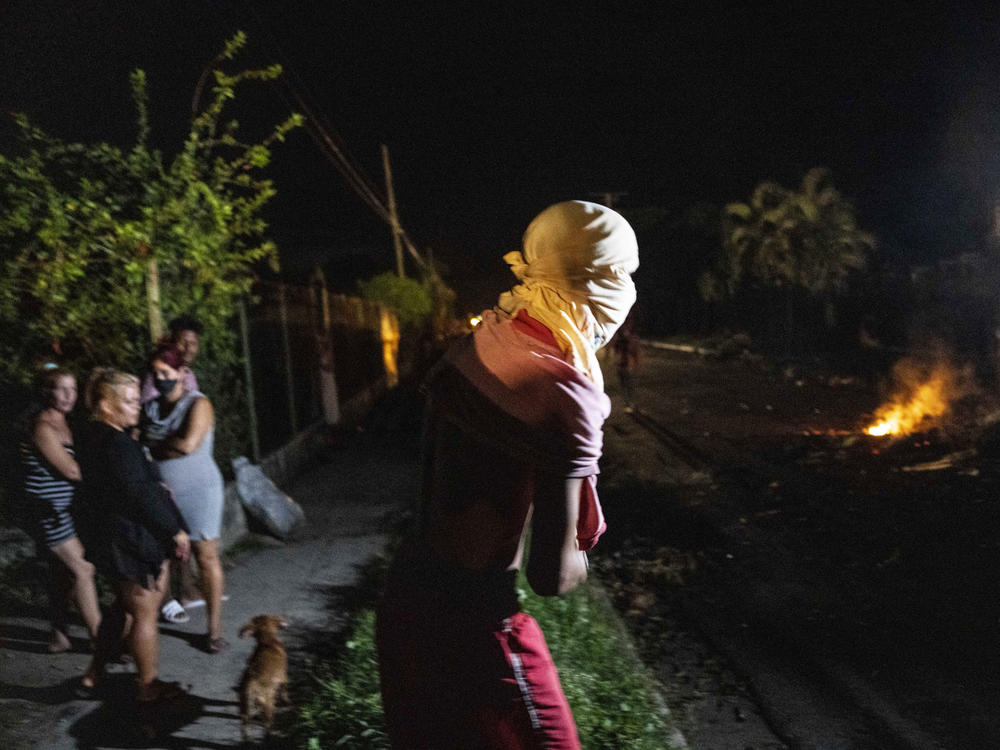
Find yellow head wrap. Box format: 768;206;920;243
497;200;639;388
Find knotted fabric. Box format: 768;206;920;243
497;201;639;389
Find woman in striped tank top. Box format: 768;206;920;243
19;367;101;652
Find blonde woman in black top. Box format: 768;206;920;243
77;369;190;702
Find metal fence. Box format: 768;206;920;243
245;274;398;457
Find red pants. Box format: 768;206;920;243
376;553;580;749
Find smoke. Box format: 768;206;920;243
883;345;979;405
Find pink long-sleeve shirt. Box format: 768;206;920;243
439;309;609;550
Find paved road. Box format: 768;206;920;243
0;415;416;749
602;346;998;750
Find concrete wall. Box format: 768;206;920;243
220;374;392;551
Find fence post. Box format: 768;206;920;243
310;267;340;425
238;297;261;462
278;283;298;436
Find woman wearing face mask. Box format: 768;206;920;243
141;342;227;653
375;201;639;749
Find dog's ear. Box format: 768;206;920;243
239;622;255;638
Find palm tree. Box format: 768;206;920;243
704;167;876;350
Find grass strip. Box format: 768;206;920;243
291;572;684;749
521;576;685;749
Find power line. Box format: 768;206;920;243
240;3;427;271
285;85;391;222
252;69;387;218
285;84;426;270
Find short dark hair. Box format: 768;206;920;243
168;315;203;337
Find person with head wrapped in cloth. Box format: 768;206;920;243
375;200;639;749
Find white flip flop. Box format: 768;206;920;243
180;594;229;610
160;599;190;624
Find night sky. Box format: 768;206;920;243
4;2;1000;311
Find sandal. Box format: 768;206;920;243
204;635;229;654
160;599;190;624
137;679;189;703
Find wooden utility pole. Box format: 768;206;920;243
238;298;261;462
381;144;405;278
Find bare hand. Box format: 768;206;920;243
173;530;190;563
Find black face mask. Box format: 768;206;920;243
154;378;178;397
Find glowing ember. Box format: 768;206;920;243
865;360;968;437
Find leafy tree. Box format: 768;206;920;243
0;32;302;386
358;272;434;331
700;168;876;350
704;167;874;301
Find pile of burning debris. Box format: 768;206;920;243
803;352;1000;474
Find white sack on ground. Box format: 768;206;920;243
232;456;306;539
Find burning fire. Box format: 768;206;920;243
865;357;972;437
866;379;949;436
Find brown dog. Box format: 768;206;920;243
237;615;290;741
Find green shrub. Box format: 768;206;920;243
357;272;432;331
0;32;300;471
291;610;389;749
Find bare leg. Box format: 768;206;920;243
49;537;101;642
82;599;126;688
193;539;224;641
121;612;134;641
123;562;170;688
47;554;73;652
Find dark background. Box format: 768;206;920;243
3;1;1000;312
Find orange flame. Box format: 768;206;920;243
865;358;972;437
866;379;950;436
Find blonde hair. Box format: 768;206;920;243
84;367;139;418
